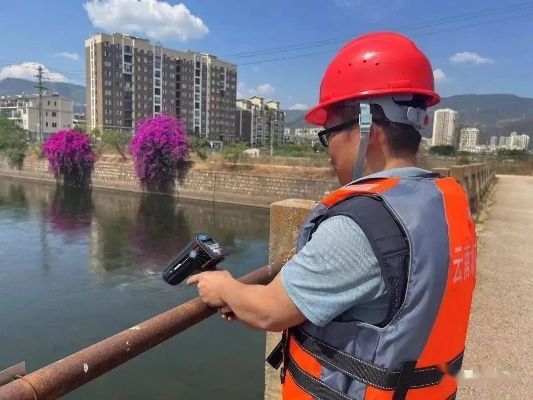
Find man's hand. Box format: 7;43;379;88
186;270;233;307
219;305;238;322
187;267;306;331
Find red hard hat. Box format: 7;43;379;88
305;32;440;126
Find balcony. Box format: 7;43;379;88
123;63;133;74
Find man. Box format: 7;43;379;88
187;31;477;400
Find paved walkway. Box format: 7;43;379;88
458;174;533;399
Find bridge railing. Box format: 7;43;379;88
0;262;285;400
0;162;495;400
432;162;496;216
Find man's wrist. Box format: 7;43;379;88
220;276;242;304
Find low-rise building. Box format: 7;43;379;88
0;93;74;140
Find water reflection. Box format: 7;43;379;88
132;193;192;266
0;181;29;220
47;186;94;236
0;176;271;399
0;177;270;274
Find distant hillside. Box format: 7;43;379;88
426;94;533;143
2;78;530;146
284;110;314;129
284;110;309;126
283;94;533;146
0;78;85;113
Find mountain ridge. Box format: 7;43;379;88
1;78;531;146
0;77;85;113
283;94;533;145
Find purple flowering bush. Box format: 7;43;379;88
129;114;192;191
42;129;95;187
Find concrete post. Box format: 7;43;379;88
432;167;450;177
265;199;317;400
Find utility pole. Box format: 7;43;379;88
34;65;46;142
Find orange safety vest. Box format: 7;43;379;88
267;173;477;400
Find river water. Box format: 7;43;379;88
0;176;271;399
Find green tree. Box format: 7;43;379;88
220;141;249;167
497;148;529;160
74;124;88;134
101;129;130;159
429;145;456;156
90;128;102;141
0;116;28;168
188;132;211;160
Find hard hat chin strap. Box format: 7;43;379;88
351;102;372;181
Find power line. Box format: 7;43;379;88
34;65;47;143
237;11;533;66
222;2;533;59
0;2;531;89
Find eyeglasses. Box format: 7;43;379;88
317;118;358;147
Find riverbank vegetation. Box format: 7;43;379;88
129;114;192;192
0;117;28;168
2;111;531;183
42;129;95;187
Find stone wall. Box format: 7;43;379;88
0;157;339;208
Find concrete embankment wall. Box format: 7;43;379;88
0;158;495;211
0;157;339;208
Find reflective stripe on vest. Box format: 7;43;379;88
267;175;477;400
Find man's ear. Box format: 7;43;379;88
368;123;381;144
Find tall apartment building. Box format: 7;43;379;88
508;132;530;150
490;136;498;146
235;96;285;147
85;33;238;141
0;93;73;140
458;127;479;152
431;108;458;146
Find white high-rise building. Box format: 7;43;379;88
490;136;498;146
508;132;530;150
432;108;459;146
459;128;479;152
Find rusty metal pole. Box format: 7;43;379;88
0;261;284;400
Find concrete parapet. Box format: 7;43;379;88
265;199;317;400
432;162;495;215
